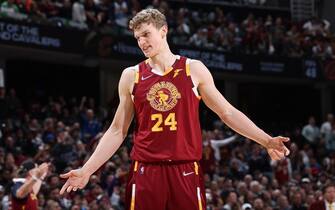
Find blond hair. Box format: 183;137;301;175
129;8;167;31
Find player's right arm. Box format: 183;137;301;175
59;68;135;195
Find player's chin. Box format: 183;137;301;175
143;53;150;58
143;49;157;58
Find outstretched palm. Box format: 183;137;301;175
59;169;90;194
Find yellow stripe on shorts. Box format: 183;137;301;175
197;187;202;210
130;184;136;210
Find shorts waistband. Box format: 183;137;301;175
132;160;200;175
133;160;198;165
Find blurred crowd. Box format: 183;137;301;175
1;85;335;210
0;0;334;59
169;10;334;59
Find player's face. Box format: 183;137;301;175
134;22;167;58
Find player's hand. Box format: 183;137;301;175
59;169;90;195
38;163;49;173
266;136;290;160
29;162;49;179
38;162;49;179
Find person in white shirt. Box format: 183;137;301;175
301;116;320;145
321;113;335;151
321;113;334;138
324;185;335;210
203;133;239;161
309;184;335;210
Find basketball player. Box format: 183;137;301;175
12;160;48;210
60;9;290;210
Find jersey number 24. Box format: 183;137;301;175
151;113;177;132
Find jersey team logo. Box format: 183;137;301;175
146;81;181;112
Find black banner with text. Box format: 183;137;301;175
0;18;86;53
88;35;322;80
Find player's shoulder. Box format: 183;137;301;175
187;59;208;74
184;57;204;70
123;64;138;73
187;58;212;84
118;66;137;88
122;58;151;75
122;64;138;77
185;57;199;63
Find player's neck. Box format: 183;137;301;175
149;48;176;74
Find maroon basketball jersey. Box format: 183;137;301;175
131;56;202;161
11;179;39;210
11;193;38;210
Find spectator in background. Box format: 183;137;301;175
286;24;304;57
320;113;335;152
277;195;291;210
324;125;335;153
189;28;209;47
84;0;99;27
324;39;335;59
114;0;128;28
223;191;241;210
42;118;56;144
271;17;286;55
321;113;334;138
27;0;46;22
11;160;48;210
129;0;141;16
80;109;101;143
312;38;326;57
301;116;320;146
247;144;272;177
253;198;264;210
45;199;62;210
51;131;77;173
303;17;330;37
204;132;239;162
172;8;191;45
72;0;87;24
272;157;292;186
0;0;20;17
309;184;335;210
96;0;112;25
39;0;58;18
0;184;8;210
291;191;308;210
58;0;73;20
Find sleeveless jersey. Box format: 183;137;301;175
11;193;38;210
131;56;202;161
11;179;38;210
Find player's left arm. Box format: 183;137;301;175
190;60;290;160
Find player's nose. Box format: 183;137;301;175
138;38;146;48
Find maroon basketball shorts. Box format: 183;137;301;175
125;161;206;210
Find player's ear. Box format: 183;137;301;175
160;25;168;38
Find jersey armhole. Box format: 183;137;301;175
186;58;201;100
130;65;139;102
